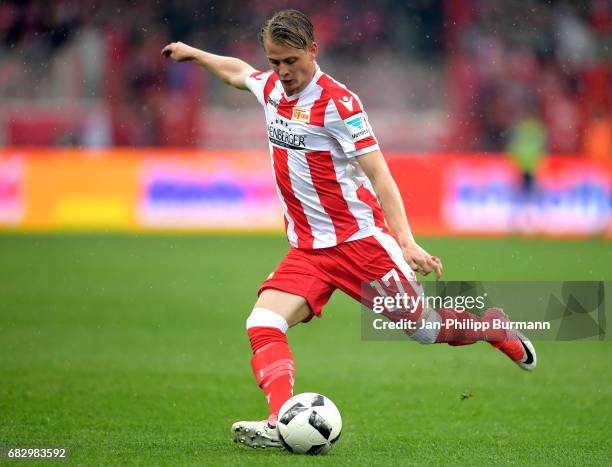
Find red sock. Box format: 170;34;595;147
435;309;505;344
248;326;295;425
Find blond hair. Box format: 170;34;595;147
260;9;314;50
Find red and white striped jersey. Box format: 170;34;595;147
245;66;387;249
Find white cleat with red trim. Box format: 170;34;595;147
231;420;282;449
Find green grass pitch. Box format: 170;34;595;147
1;234;611;465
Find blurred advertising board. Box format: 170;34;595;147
439;156;611;236
0;149;609;237
0;157;25;225
137;153;280;229
0;149;282;232
389;155;611;237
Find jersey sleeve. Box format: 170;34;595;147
245;70;276;107
324;92;379;158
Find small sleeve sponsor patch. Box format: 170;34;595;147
343;113;371;143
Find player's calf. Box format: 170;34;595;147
406;307;537;371
245;307;296;425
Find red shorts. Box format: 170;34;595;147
259;232;420;320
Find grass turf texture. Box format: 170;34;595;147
1;234;611;466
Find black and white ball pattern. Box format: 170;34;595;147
277;392;342;455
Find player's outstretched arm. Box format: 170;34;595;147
161;41;255;90
357;150;443;279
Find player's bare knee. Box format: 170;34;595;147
254;289;311;327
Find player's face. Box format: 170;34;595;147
264;39;318;96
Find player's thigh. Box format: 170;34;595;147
255;288;312;328
332;233;422;310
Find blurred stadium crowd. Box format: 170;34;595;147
0;0;610;156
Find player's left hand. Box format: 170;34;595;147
161;41;195;62
401;241;443;279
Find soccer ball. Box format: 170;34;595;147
277;392;342;455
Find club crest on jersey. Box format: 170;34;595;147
343;113;370;142
292;106;311;123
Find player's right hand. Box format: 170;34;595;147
401;241;443;280
161;41;194;62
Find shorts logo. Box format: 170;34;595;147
292;106;311;123
343;113;371;142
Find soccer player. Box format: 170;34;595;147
162;9;537;449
